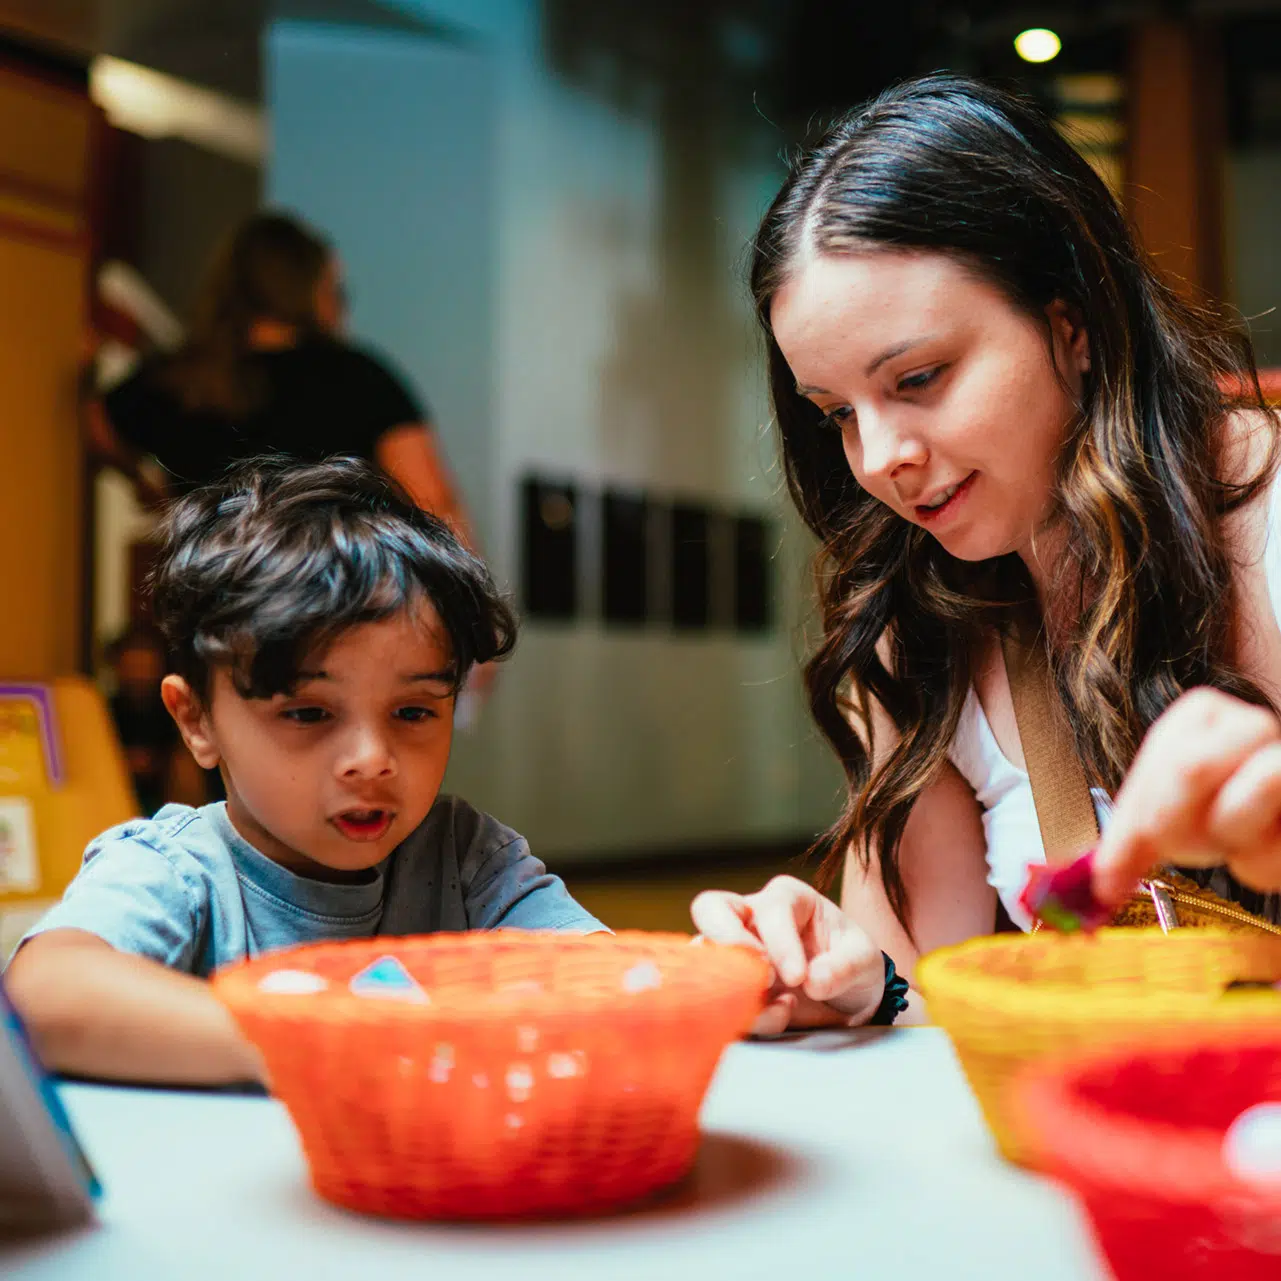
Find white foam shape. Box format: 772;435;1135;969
257;970;329;995
547;1052;579;1079
427;1042;455;1084
506;1063;534;1102
504;1112;524;1130
622;960;663;993
516;1025;539;1052
1224;1103;1281;1184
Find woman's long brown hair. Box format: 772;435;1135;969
750;74;1278;934
157;213;331;416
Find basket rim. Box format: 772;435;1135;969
1011;1030;1281;1209
212;929;770;1026
916;928;1281;1024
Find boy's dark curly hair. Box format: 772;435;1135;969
150;454;516;699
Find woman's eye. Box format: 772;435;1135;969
282;706;331;725
897;366;943;393
395;706;438;724
819;405;853;430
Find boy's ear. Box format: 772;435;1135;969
160;676;220;770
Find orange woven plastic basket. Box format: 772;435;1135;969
213;930;769;1220
916;929;1281;1164
1013;1031;1281;1280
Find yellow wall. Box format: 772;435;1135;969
0;64;92;678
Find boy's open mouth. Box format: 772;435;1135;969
331;809;394;842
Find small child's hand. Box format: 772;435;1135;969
690;876;886;1036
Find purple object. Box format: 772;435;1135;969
1019;849;1110;933
0;683;64;787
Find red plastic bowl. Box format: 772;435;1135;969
1014;1030;1281;1280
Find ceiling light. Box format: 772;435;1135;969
1014;28;1062;64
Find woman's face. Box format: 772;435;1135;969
770;248;1090;565
313;256;348;336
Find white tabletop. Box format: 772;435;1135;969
0;1027;1106;1281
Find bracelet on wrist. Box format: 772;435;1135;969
865;951;910;1026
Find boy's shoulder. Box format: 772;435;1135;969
85;803;235;874
398;794;524;867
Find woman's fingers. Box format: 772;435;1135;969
746;877;818;989
804;896;876;1004
1207;742;1281;851
751;993;796;1038
1094;690;1280;904
689;890;761;950
1228;840;1281;893
804;918;880;1007
693;879;867;1034
1212;742;1281;891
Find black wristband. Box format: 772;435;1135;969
865;952;910;1026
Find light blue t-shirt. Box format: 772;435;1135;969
19;796;605;975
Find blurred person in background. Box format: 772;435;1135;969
85;213;490;808
84;211;475;545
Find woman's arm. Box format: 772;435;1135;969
691;673;993;1030
375;423;476;548
839;758;994;989
5;929;265;1086
1092;408;1281;905
82;398;169;508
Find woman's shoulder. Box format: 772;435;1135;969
285;335;395;380
101;354;187;439
282;337;423;421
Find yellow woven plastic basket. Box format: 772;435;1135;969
917;928;1281;1164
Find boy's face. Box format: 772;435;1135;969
163;606;456;880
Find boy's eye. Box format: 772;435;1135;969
281;706;331;725
395;705;439;724
897;366;943;393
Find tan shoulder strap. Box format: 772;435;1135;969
1000;629;1100;866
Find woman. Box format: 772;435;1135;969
692;74;1281;1032
86;212;473;542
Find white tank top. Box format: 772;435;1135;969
948;471;1281;931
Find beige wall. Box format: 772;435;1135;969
0;62;92;678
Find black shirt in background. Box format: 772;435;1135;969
104;336;427;493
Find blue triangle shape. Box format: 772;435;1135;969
349;956;428;1001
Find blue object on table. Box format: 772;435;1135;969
0;977;100;1226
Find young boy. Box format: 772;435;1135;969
5;456;605;1086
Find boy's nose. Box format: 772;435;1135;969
336;727;397;779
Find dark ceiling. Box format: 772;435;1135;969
0;0;467;100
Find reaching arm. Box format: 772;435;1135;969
5;929;265;1086
691;650;993;1032
82;397;169;508
839;760;994;989
376;423;476;548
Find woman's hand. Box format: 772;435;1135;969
1093;688;1281;905
690;876;886;1036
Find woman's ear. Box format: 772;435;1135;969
160;675;221;770
1046;298;1091;376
